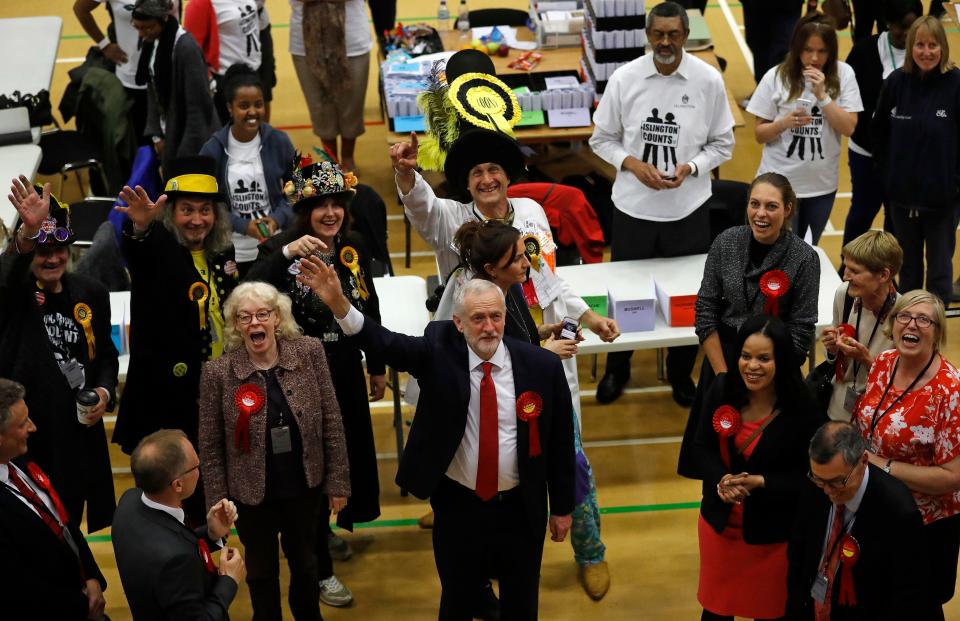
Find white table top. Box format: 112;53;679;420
0;17;62;97
556;246;841;355
0;143;42;235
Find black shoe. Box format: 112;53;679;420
472;582;500;621
671;377;696;408
596;372;627;404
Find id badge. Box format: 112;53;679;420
843;386;861;413
270;426;293;454
59;359;85;390
810;573;828;604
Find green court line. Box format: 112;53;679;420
84;500;701;543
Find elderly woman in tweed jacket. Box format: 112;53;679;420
198;281;349;621
679;172;821;478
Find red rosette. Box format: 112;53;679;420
516;391;543;457
759;270;790;317
712;406;742;469
234;383;266;453
27;462;69;525
834;323;857;381
197;539;217;574
298;153;313;169
838;533;860;606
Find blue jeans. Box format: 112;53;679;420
843;148;893;248
792;191;837;245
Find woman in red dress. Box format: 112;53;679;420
695;315;825;620
853;289;960;618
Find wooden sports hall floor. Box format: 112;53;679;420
5;0;960;618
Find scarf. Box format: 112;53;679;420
135;17;180;112
303;0;350;95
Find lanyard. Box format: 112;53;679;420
819;504;855;573
851;293;894;379
868;351;937;442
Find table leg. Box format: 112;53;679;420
657;348;666;382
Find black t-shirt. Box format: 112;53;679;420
262;369;308;501
39;288;87;371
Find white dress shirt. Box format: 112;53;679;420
590;52;735;221
0;462;60;523
141;491;187;525
336;306;520;491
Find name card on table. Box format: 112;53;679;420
547;107;591;128
394;115;425;133
518;110;546;126
608;276;657;332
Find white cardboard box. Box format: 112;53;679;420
607;275;656;332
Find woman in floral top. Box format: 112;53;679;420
853;289;960;614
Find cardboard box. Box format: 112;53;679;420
654;278;698;327
607;276;656;332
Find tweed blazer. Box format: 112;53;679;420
198;336;350;508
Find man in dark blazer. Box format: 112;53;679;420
1;177;119;532
299;257;575;621
787;421;933;620
0;378;108;620
112;429;245;621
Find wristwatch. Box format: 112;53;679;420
883;459;893;474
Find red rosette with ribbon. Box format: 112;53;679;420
516;391;543;457
197;539;217;574
834;323;856;382
759;270;790;317
234;383;266;453
27;462;69;525
838;533;860;606
712;405;742;469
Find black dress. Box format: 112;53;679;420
248;229;383;529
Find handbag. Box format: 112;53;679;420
805;292;854;410
822;0;853;30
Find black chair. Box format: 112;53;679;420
38;127;109;198
706;179;750;242
461;8;529;27
69;197;115;249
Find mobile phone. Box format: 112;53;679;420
560;317;578;340
256;221;270;238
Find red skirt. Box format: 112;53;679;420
697;505;788;618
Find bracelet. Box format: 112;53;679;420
19;227;41;241
97;37;110;50
883;459;893;474
818;95;833;107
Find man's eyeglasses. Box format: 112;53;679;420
237;309;274;324
170;462;201;485
895;311;936;329
807;462;859;490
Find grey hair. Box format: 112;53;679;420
648;1;690;33
222;281;303;352
160;198;234;255
0;378;25;430
809;421;866;467
452;279;505;318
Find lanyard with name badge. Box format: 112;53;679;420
265;370;293;454
844;294;893;412
811;505;855;604
866;351;937;452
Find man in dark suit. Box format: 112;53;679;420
112;429;245;620
787;421;932;620
299;256;575;620
0;378;108;620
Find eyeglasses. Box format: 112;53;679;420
236;309;274;324
807;462;859;490
170;461;201;485
647;29;686;43
895;311;936;329
37;227;71;244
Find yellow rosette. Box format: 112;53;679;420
522;234;542;272
73;303;96;359
339;246;369;301
447;72;521;136
188;282;210;330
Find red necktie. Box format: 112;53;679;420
815;504;846;621
8;466;65;540
475;361;499;501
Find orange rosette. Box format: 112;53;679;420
234;383;266;453
516;391;543;457
759;269;790;317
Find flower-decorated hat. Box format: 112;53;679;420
283;152;359;212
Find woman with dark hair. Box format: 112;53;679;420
872;16;960;305
130;0;217;173
747;12;862;244
695;315;825;621
681;172;820;478
200;63;296;277
246;157;379;608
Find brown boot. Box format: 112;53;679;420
417;510;434;529
581;561;610;600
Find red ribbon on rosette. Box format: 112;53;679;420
234;383;266;453
712;405;742;469
27;462;70;525
837;533;860;606
759;270;790;317
834;323;856;381
516;391;543;457
197;539;217;574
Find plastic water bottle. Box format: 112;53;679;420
457;0;470;33
437;0;450;25
797;80;815;114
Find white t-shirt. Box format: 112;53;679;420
96;0;145;90
288;0;373;58
748;62;863;198
212;0;262;72
226;131;270;262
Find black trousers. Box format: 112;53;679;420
852;0;885;42
367;0;397;43
742;0;802;85
235;489;323;621
604;202;711;386
314;504;335;580
889;204;959;307
124;86;151;146
923;513;960;618
431;477;544;621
